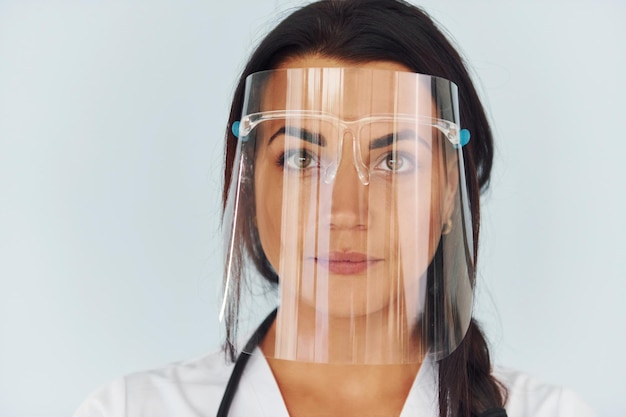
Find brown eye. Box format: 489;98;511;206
284;149;317;170
294;152;312;168
374;151;415;174
385;154;403;171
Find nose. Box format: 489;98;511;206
326;131;368;229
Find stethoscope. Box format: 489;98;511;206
215;309;507;417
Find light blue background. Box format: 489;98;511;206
1;1;624;416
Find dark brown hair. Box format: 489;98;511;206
221;1;506;415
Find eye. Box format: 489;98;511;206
283;148;319;170
374;151;415;173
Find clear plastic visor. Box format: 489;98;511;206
223;68;474;364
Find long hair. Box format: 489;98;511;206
221;1;506;415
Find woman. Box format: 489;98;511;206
75;1;596;416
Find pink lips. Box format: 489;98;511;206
315;252;382;275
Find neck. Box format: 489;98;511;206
261;303;422;363
258;305;424;416
265;356;422;417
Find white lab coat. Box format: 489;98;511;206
73;348;596;417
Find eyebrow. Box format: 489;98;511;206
268;126;327;147
368;129;432;151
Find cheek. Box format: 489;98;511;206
255;166;284;269
428;187;444;254
391;177;443;272
255;167;318;273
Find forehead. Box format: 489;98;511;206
258;56;435;119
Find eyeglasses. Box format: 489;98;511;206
234;110;469;185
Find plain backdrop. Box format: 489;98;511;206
1;0;625;416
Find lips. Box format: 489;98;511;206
314;252;382;275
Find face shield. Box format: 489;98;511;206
222;67;474;364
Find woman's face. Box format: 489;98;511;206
252;56;457;319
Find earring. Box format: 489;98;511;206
442;219;452;235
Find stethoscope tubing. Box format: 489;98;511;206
216;309;277;417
